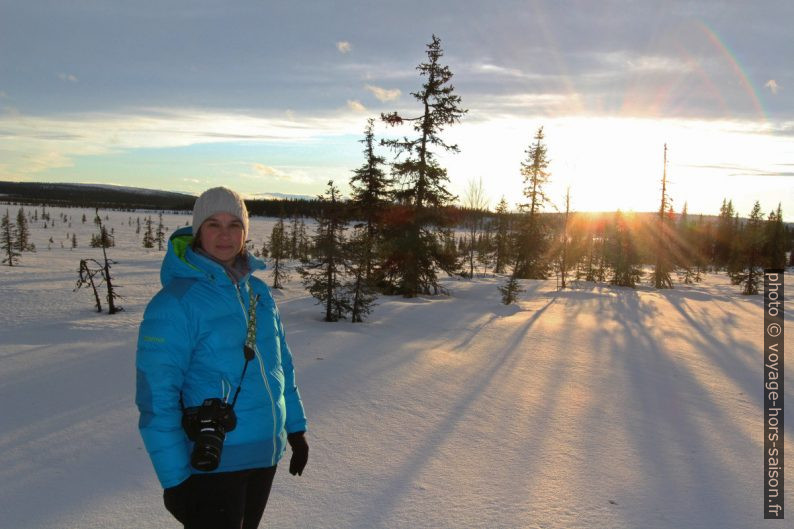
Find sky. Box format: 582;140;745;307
0;0;792;216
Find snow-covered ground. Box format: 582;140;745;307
0;205;791;529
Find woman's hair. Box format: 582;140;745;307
191;229;203;250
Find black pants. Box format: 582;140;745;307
164;466;277;529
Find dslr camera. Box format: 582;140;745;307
181;398;237;471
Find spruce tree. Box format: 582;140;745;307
349;118;390;282
297;219;310;261
15;207;32;252
142;216;154;248
730;201;765;294
652;144;673;288
498;258;524;304
90;225;114;248
581;217;608;283
555;187;573;289
493;197;511;274
269;216;289;289
694;214;712;278
714;198;736;270
675;203;697;284
476;221;495;276
345;226;378;322
763;203;786;270
726;212;744;282
516;126;551;279
299;181;350;321
287;216;300;259
2;209;20;266
88;211;122;313
380;35;466;297
155;213;166;251
607;211;643;288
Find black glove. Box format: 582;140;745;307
163;476;192;524
287;431;309;476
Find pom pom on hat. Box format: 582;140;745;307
192;187;249;237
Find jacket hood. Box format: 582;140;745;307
160;226;265;287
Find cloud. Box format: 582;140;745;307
471;63;533;79
765;80;780;95
0;91;7;98
251;163;314;184
365;84;401;102
683;163;794;177
58;73;78;83
0;107;368;178
253;163;280;177
336;41;351;54
347;99;366;112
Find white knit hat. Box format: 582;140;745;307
192;187;249;237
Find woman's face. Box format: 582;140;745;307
197;212;245;266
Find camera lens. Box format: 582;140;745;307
190;428;225;471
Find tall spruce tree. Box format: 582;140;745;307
345;226;378;322
2;209;20;266
380;35;466;297
155;213;166;251
714;198;736;270
15;207;32;252
349;118;390;282
726;212;744;281
297;219;310;261
493;197;511;274
516;126;551;278
288;216;300;259
269;216;289;289
730;201;765;294
763;203;786;270
299;181;350;321
652;144;673;288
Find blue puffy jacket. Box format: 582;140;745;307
136;227;307;488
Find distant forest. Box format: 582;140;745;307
0;181;325;217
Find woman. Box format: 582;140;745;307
136;187;308;529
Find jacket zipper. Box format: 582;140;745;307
235;283;279;466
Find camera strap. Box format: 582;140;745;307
230;291;259;408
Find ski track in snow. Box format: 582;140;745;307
0;205;791;529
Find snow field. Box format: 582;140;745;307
0;205;791;528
